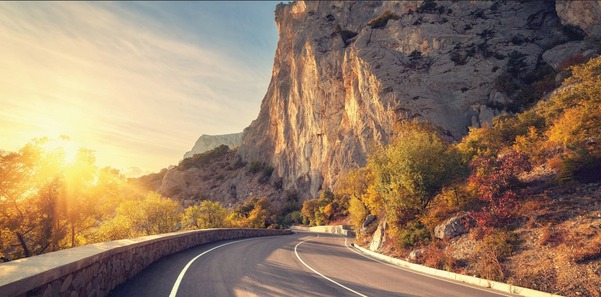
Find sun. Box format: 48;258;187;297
41;136;81;165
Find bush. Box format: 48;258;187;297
178;145;229;170
506;51;528;76
562;24;586;41
348;196;368;229
408;50;422;60
247;161;264;173
367;10;400;29
468;151;531;230
474;230;520;281
395;220;430;248
300;190;345;226
423;242;459;271
417;0;444;14
370;121;467;221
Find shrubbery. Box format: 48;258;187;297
178;145;229;170
339;56;601;257
301;190;348;226
367;10;400;29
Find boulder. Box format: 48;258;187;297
556;1;601;40
362;214;377;229
369;222;386;251
434;216;468;240
542;40;599;70
408;249;425;262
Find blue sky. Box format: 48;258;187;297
0;1;279;175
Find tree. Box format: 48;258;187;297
89;193;180;243
0;139;68;259
181;200;229;230
369;121;466;225
60;148;99;247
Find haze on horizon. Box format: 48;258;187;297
0;1;279;176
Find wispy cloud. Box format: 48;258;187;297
0;2;277;173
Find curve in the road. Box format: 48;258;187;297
169;237;258;297
294;233;367;297
109;232;512;297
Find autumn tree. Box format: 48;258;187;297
468;151;531;230
369;121;466;226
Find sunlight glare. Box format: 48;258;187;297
42;136;81;165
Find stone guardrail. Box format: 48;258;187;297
0;228;291;297
290;225;355;237
352;243;564;297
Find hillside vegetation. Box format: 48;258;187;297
0;143;295;262
301;56;601;296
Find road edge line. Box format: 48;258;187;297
169;237;257;297
294;233;368;297
350;242;563;297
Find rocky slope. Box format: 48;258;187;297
137;147;286;208
238;0;601;198
183;132;243;159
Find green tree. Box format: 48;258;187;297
370;121;466;225
89;193;180;243
181;200;229;230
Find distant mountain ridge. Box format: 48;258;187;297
183;132;243;159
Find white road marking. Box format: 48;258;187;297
169;238;257;297
294;233;369;297
340;235;513;297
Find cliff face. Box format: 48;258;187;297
238;0;600;198
183;133;243;159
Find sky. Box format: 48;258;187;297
0;1;279;176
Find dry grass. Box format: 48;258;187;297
422;242;459;272
364;183;601;296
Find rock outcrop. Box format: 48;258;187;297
238;0;600;198
369;221;386;252
183;133;243;159
149;1;601;206
434;215;469;240
160;149;284;208
556;1;601;40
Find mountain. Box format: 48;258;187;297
238;0;600;198
145;0;600;203
183;132;243;159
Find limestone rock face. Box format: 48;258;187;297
183;133;243;160
238;1;574;198
556;1;601;40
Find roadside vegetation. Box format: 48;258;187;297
2;50;599;297
0;142;293;262
299;56;601;296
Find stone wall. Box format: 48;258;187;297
0;228;291;297
290;225;354;237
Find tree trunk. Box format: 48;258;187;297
16;232;31;258
71;224;75;247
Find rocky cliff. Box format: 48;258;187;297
183;132;243;159
238;0;601;198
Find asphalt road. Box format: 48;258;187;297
108;232;512;297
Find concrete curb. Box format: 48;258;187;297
290;225;354;236
352;244;563;297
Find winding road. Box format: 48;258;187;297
108;232;512;297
